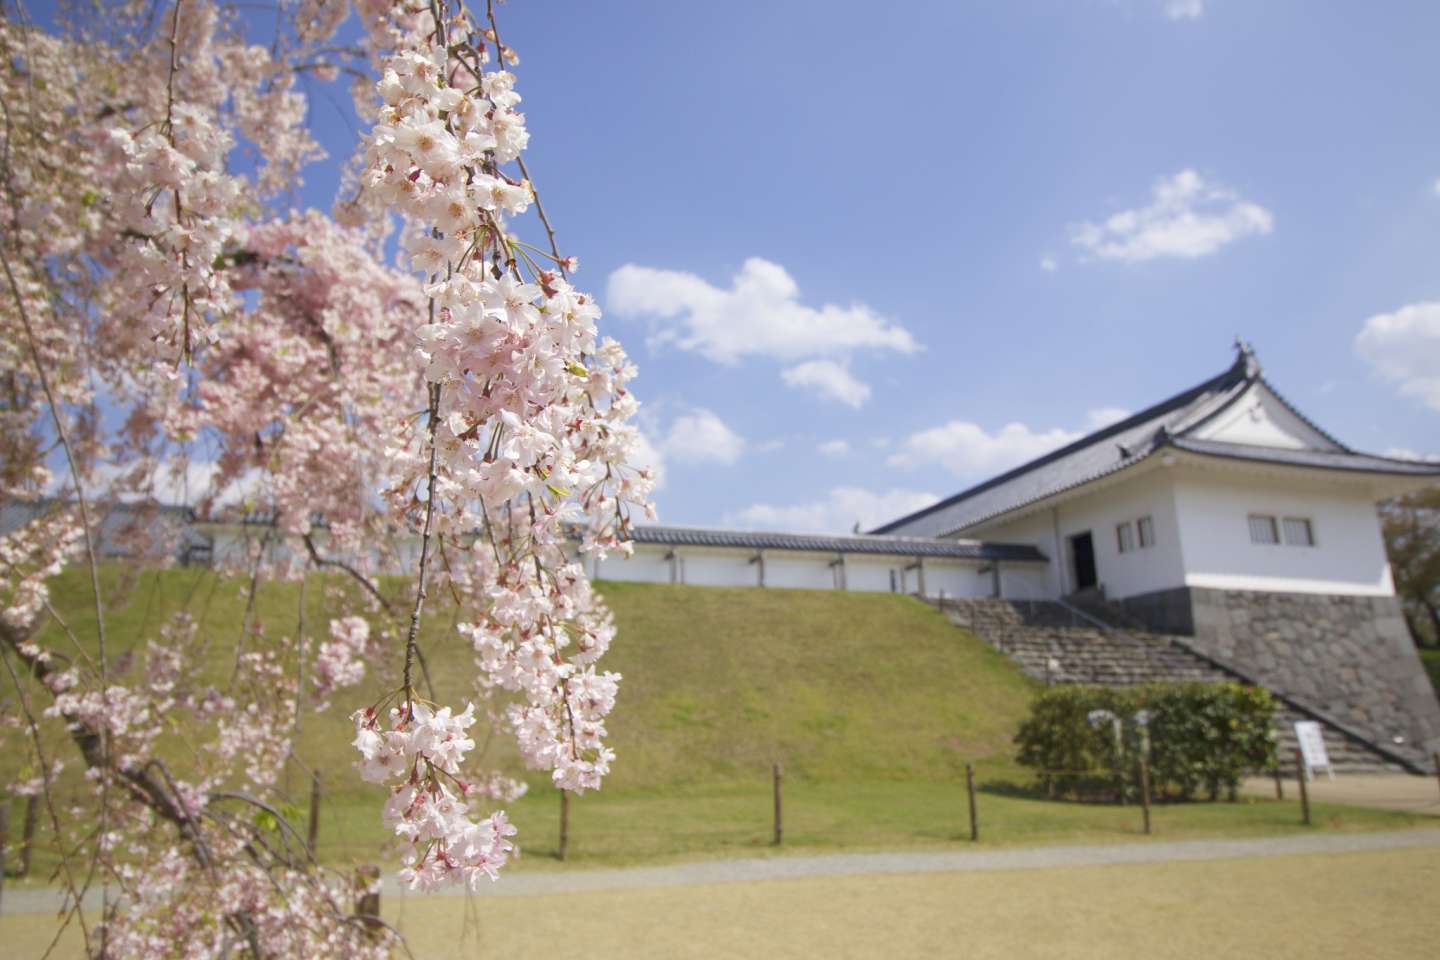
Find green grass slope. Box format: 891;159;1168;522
590;581;1036;788
9;567;1431;872
17;568;1036;792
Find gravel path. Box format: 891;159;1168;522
6;828;1438;915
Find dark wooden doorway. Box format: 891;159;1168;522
1070;531;1097;591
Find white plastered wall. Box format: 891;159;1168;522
1170;466;1395;596
590;542;1005;597
999;563;1050;600
593;543;673;584
975;466;1188;601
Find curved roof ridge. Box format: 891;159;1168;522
869;350;1249;535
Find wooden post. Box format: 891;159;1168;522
307;771;321;858
558;789;570;861
965;763;979;842
1139;755;1152;835
354;865;382;930
1295;749;1311;826
19;794;38;876
772;763;783;846
1;801;8;912
1433;752;1440;799
1272;763;1284;800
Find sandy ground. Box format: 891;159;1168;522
1241;773;1440;817
385;847;1440;960
6;827;1439;913
4;833;1439;959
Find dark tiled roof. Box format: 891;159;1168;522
625;525;1047;563
871;346;1439;539
1167;437;1440;475
870;353;1254;537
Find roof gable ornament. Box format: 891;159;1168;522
1234;335;1261;378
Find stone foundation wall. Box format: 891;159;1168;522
1117;587;1194;635
1121;587;1440;767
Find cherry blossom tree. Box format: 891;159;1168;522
0;0;653;954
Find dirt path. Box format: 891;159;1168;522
6;827;1438;915
1241;773;1440;817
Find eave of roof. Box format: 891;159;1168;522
1163;436;1440;476
620;524;1048;563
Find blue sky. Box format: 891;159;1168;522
500;0;1440;533
47;0;1440;530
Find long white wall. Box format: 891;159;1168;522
591;542;1038;598
1170;469;1395;596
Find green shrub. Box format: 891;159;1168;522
1015;682;1277;802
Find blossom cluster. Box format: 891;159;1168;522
0;512;84;630
352;703;517;890
312;616;373;708
2;0;650;949
344;2;653;879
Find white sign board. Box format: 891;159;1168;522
1293;721;1334;781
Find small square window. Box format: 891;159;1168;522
1283;517;1314;547
1116;521;1135;554
1137;516;1155;549
1248;514;1279;545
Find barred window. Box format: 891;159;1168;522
1248;514;1279;545
1282;517;1314;547
1116;521;1135;554
1137;515;1155;549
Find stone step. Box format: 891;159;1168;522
935;597;1406;774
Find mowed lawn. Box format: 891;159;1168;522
7;847;1439;959
5;566;1433;881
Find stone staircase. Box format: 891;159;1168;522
934;597;1404;773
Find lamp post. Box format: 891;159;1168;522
1132;710;1153;832
1088;709;1125;804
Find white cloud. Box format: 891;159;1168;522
1040;256;1058;273
1432;177;1440;198
728;486;940;535
47;458;263;509
606;258;919;363
629;430;668;492
817;440;850;458
661;409;745;465
1163;0;1204;20
889;422;1082;478
1070;169;1273;263
1383;447;1440;462
1355;302;1440;411
781;359;872;409
1087;407;1131;429
887;407;1127;480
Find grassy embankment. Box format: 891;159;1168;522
5;566;1432;879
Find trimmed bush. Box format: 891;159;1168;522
1016;682;1277;802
